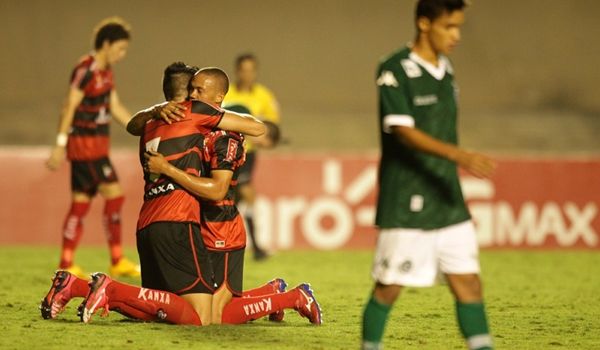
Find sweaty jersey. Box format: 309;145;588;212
67;55;114;161
223;82;279;153
137;100;224;230
375;46;470;230
200;130;246;251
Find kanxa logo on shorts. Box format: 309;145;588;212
138;288;171;304
243;297;272;316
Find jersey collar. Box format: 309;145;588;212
408;51;449;81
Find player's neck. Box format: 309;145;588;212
93;51;109;69
411;38;440;67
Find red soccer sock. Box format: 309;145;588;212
221;290;299;324
59;201;91;268
106;280;201;325
70;276;90;298
103;196;124;265
109;301;155;321
242;282;277;298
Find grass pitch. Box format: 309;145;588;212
0;246;599;349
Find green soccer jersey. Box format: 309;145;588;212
375;46;470;230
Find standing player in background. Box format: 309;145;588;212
223;53;280;260
46;17;139;279
362;1;496;349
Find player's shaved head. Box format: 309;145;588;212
162;62;198;101
195;67;229;95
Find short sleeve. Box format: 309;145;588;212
377;64;414;133
190;100;225;131
70;65;93;91
212;134;244;171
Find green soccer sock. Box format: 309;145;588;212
456;301;493;350
361;295;392;350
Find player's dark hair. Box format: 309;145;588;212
235;53;257;69
415;0;467;23
196;67;230;94
162;62;198;100
93;17;131;50
263;120;281;146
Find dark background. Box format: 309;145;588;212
1;0;598;153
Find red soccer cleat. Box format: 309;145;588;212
294;283;323;325
267;278;288;322
80;272;112;323
40;270;78;319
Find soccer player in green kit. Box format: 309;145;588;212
362;1;496;349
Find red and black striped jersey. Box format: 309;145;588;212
200;130;246;251
136;100;224;231
67;55;114;161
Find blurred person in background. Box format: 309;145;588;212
362;0;496;349
46;17;139;279
223;53;281;261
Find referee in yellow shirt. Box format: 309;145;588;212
224;53;280;260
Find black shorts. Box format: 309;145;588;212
71;157;118;196
136;222;215;295
210;248;244;297
236;151;256;186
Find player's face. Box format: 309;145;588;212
105;39;129;65
423;10;464;55
236;59;257;86
190;73;224;105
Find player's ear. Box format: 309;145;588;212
215;93;225;104
417;17;431;33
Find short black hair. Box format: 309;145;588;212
93;17;131;50
196;67;230;95
415;0;467;22
235;53;257;69
162;62;198;100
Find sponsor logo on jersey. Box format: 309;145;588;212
138;288;171;304
401;59;422;78
146;183;175;198
242;297;272;316
399;260;412;273
413;95;439;106
376;70;399;87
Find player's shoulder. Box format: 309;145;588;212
190;99;224;116
73;54;94;71
378;46;411;70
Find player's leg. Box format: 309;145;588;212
80;272;201;325
362;228;437;350
96;158;139;277
221;283;322;325
439;221;493;350
59;161;94;277
242;277;287;322
40;270;90;319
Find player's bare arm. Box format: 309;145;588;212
46;87;85;170
218;110;266;137
126;101;187;136
144;150;233;201
392;125;496;179
109;90;132;127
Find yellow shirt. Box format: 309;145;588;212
224;83;280;124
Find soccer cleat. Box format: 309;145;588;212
294;283;322;325
64;264;88;279
109;257;141;278
80;272;112;323
267;278;287;322
40;270;77;319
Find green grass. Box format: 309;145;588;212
0;247;599;349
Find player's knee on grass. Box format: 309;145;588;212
446;273;482;303
373;283;402;305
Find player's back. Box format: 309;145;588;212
137;100;224;230
200;130;246;251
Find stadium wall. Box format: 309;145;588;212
1;148;598;250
